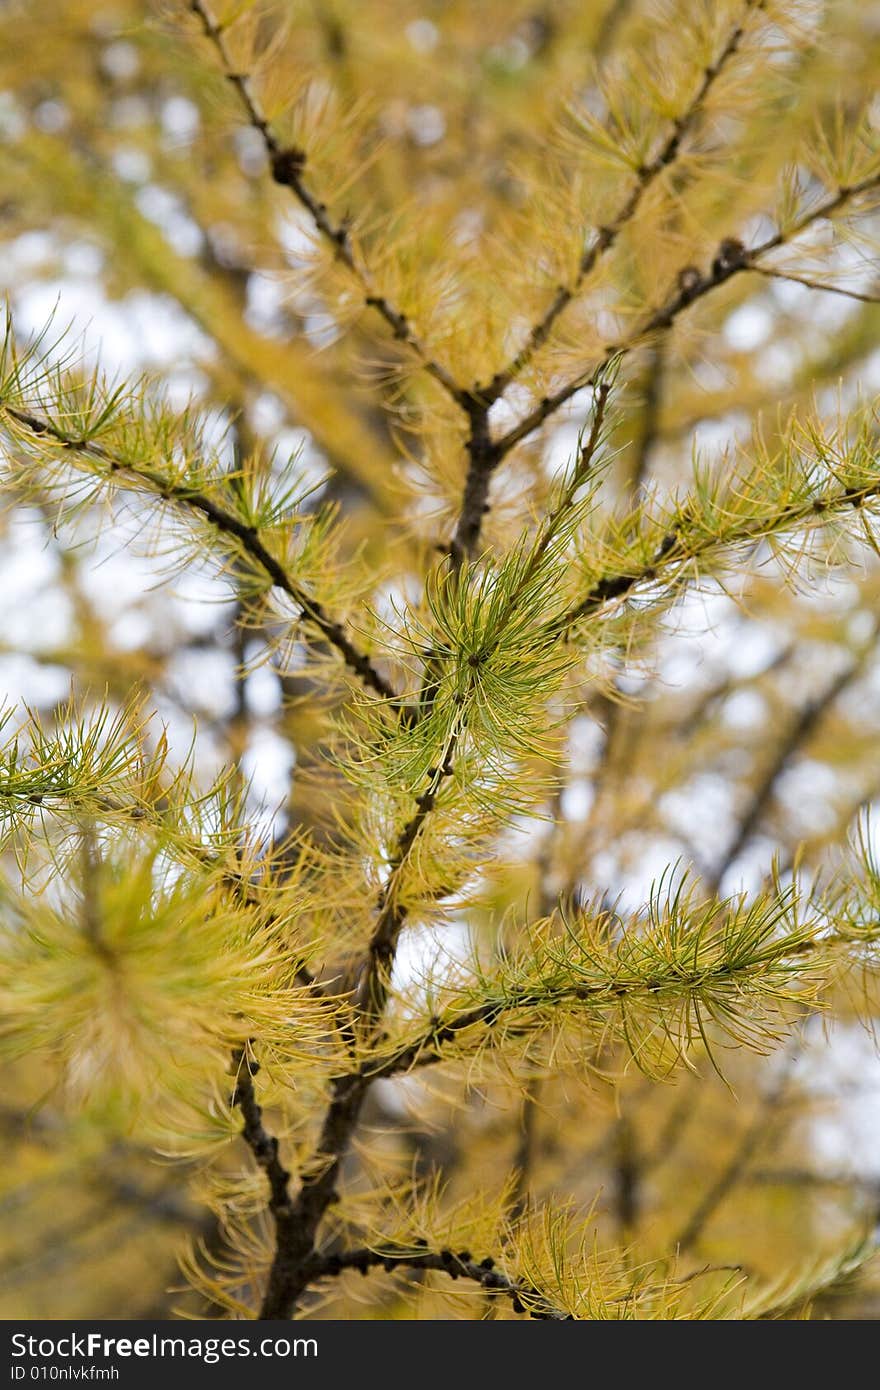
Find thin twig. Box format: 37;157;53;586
2;403;400;707
750;264;880;305
448;2;765;562
480;0;768;405
254;391;616;1314
308;1244;573;1319
188;0;471;413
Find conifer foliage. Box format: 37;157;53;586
2;0;880;1319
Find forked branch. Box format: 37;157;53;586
1;403;399;706
480;0;768;404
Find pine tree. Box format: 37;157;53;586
2;0;880;1320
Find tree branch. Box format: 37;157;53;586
360;918;874;1083
362;737;462;1014
480;0;768;405
251;390;616;1315
187;0;472;414
1;403;400;707
749;264;880;305
555;467;880;637
447;2;765;563
675;1048;798;1253
256;715;462;1316
229;1048;294;1223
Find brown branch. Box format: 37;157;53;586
446;3;766;564
675;1049;799;1254
750;264;880;305
308;1244;573;1319
449;400;496;567
2;403;400;708
358;993;589;1082
555;468;880;637
229;1048;294;1223
187;0;471;414
450;367;612;572
480;0;768;406
491;173;880;460
706;632;878;897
